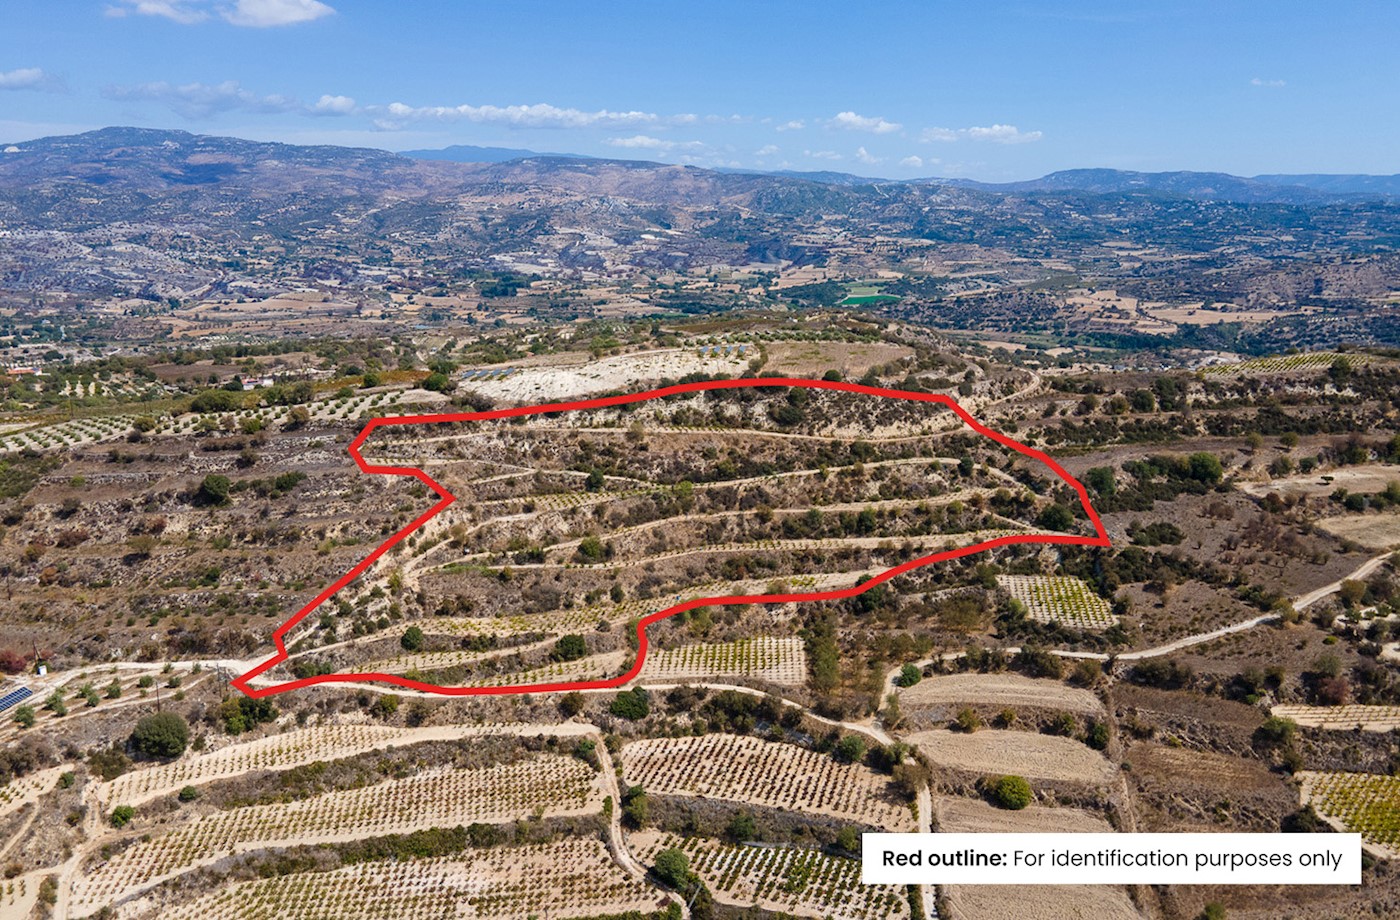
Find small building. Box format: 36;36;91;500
242;376;275;391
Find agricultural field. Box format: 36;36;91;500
621;734;915;830
1298;771;1400;858
71;755;605;912
898;673;1104;717
630;831;910;920
906;730;1117;785
1270;704;1400;732
997;575;1118;630
116;839;664;920
942;884;1142;920
98;723;470;806
640;636;807;684
242;384;1090;694
934;797;1112;834
1201;352;1371;375
0;764;69;820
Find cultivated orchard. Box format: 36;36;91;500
622;734;915;830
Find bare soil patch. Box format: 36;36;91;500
1316;513;1400;549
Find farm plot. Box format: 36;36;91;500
630;832;909;920
0;414;142;453
621;734;914;830
898;673;1103;716
1202;352;1371;375
935;796;1111;834
1298;771;1400;858
1271;704;1400;732
72;755;605;912
0;872;41;920
997;575;1117;630
640;637;807;685
117;838;660;920
421;606;605;638
0;764;69;820
357;643;549;677
466;650;628;689
906;730;1116;785
942;885;1140;920
99;724;444;806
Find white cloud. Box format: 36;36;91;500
106;1;209;24
223;0;335;26
855;146;881;165
106;0;335;27
312;93;356;115
804;149;842;161
104;80;302;118
606;134;671;149
776;119;805;131
755;144;779;156
900;155;924;168
921;123;1042;144
1251;77;1286;88
605;135;706;154
376;101;661;130
0;68;64;92
829;111;901;134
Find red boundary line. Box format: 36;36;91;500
232;378;1110;699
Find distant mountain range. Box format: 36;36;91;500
393;144;1400;203
4;129;1396;206
399;144;594;164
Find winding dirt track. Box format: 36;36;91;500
232;377;1109;698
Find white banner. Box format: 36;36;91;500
862;833;1361;885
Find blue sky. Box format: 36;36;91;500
1;1;1396;180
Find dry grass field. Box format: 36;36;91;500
942;884;1142;920
899;673;1103;716
1316;513;1400;549
906;730;1116;785
762;341;913;378
934;796;1112;834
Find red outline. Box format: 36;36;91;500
232;378;1109;698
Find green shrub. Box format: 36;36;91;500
197;474;231;506
610;688;650;721
400;626;425;651
653;847;690;888
990;775;1033;810
131;712;189;759
553;634;588;662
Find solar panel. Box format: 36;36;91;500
0;686;32;713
